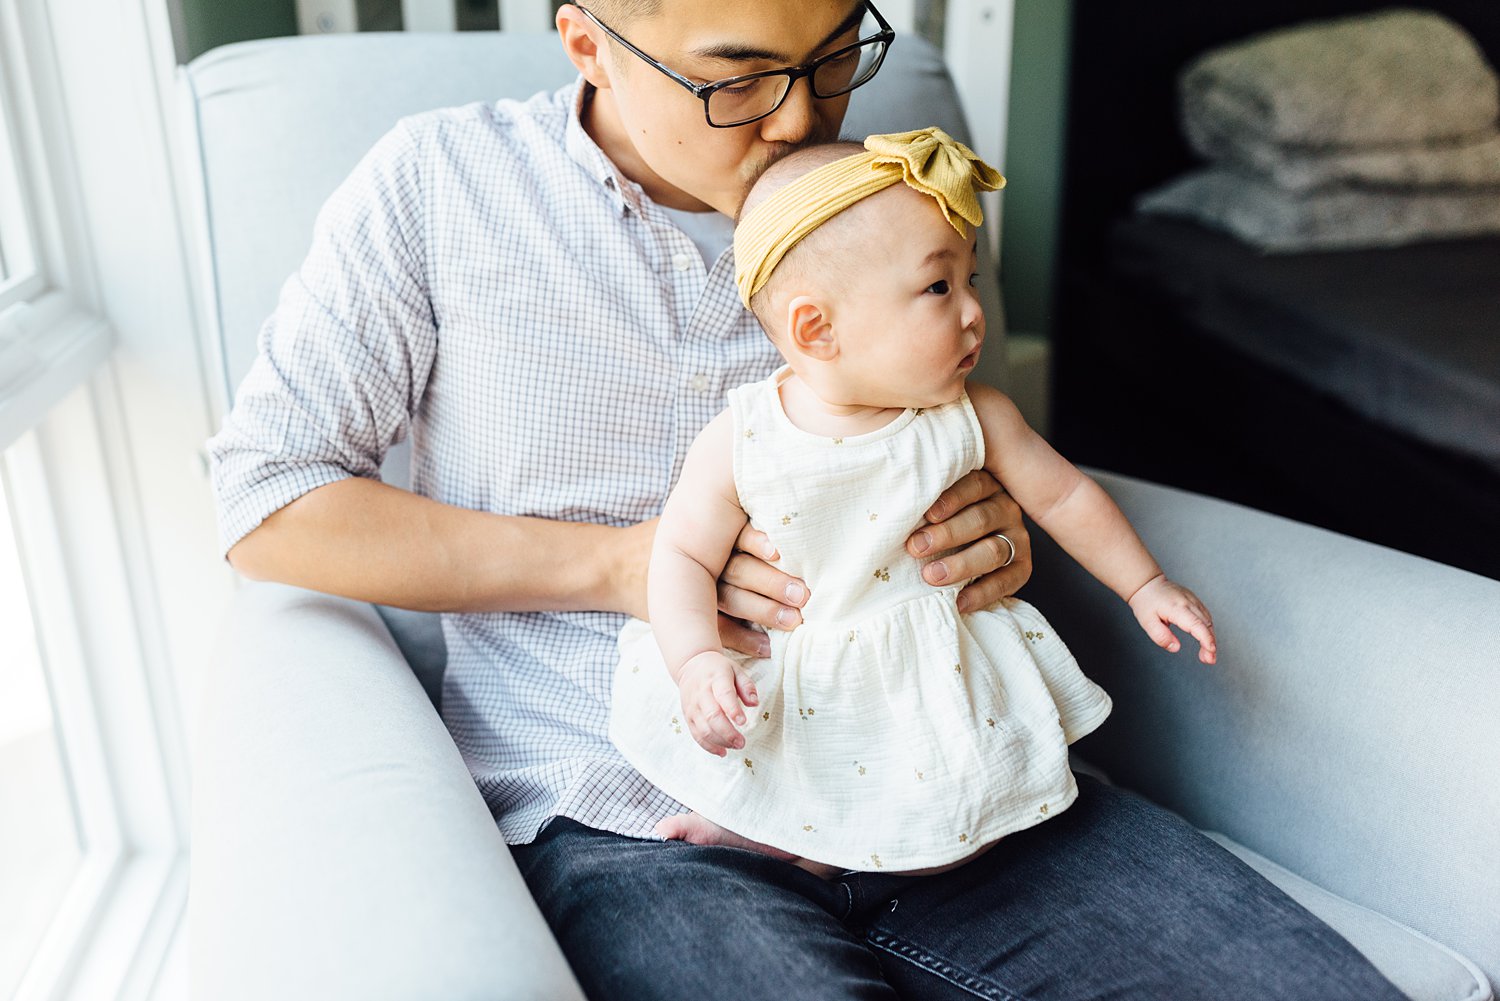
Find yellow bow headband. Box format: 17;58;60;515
733;127;1005;308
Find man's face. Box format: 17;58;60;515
578;0;867;215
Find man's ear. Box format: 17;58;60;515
786;296;839;361
556;4;613;90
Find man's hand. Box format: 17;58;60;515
714;523;808;659
676;650;759;756
906;469;1033;613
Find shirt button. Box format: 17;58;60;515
689;374;710;393
672;253;693;272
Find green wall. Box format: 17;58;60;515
999;0;1071;339
177;0;298;62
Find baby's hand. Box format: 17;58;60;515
676;651;759;756
1127;574;1217;664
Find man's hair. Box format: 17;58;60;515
738;141;876;336
581;0;662;27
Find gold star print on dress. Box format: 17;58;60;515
608;367;1113;871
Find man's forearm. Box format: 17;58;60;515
225;477;649;614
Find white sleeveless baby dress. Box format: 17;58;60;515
610;368;1113;871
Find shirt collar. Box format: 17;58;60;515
564;78;644;217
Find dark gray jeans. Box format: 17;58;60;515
511;774;1406;1000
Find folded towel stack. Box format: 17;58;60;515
1138;8;1500;252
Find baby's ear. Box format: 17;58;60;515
786;296;838;361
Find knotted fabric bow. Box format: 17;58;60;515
734;127;1005;308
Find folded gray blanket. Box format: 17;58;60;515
1182;8;1500;153
1217;131;1500;194
1137;168;1500;252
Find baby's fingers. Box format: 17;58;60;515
690;729;727;757
689;705;738;755
1180;612;1218;664
712;671;749;728
1160;606;1216;664
1139;614;1182;655
691;685;744;753
734;667;759;708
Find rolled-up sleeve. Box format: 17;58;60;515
208;119;438;558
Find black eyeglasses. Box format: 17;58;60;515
576;1;894;128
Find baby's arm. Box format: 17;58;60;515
966;383;1216;664
649;411;762;754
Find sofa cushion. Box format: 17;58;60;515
1069;756;1490;1001
1205;832;1492;1001
1032;471;1500;990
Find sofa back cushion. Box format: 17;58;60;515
181;29;984;419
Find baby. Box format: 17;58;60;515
610;128;1216;877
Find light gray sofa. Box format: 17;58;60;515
182;30;1499;1001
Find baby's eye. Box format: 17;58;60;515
968;273;979;287
926;279;951;295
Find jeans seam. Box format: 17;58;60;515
864;929;1032;1001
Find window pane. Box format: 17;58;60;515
0;70;37;293
0;474;81;997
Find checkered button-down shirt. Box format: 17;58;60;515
208;80;781;844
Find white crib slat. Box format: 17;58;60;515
500;0;556;31
883;0;919;35
942;0;1014;260
295;0;358;34
401;0;457;32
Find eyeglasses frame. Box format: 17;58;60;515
575;1;895;128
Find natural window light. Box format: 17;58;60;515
0;67;39;310
0;471;81;998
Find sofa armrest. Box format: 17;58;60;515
1027;470;1500;991
191;582;584;1001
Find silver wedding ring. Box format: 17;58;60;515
992;532;1016;568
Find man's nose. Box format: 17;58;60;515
757;77;820;145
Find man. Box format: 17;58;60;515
209;1;1406;997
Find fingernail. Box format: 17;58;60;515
955;594;970;614
913;531;932;555
746;690;759;705
758;638;771;657
735;712;746;725
784;582;806;604
927;561;949;583
775;607;797;628
764;543;780;561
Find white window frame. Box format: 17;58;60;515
0;0;114;453
6;385;187;1001
0;73;45;311
0;0;189;997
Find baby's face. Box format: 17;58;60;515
819;184;985;409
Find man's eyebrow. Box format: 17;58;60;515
689;4;867;64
